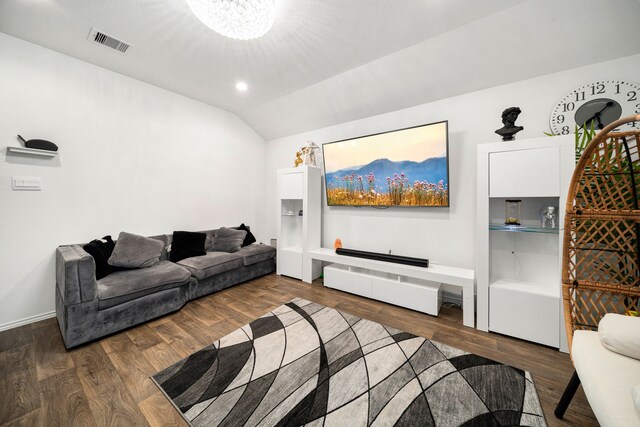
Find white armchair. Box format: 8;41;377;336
563;314;640;426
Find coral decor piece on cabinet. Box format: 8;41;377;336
333;238;342;250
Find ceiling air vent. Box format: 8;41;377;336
88;28;132;54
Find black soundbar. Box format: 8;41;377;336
335;248;429;268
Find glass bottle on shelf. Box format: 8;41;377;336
540;206;558;228
504;199;521;226
284;200;295;215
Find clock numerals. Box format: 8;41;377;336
550;81;639;135
590;84;605;95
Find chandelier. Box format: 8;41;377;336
186;0;275;40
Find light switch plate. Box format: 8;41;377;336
12;176;42;191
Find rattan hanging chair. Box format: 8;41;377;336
555;114;640;419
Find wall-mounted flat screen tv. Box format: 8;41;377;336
322;120;449;207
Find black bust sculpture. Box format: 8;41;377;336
495;107;524;141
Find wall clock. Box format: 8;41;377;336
549;80;640;135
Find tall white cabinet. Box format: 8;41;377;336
476;136;574;352
276;166;322;280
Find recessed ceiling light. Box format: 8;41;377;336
236;81;248;91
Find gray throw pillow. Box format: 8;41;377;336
212;227;247;253
202;230;216;252
108;232;164;268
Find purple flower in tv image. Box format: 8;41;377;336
323;122;449;206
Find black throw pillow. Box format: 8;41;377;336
238;223;256;247
83;235;116;280
170;231;207;262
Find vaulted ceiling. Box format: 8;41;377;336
1;0;639;140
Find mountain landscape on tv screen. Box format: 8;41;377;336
325;156;448;207
326;157;447;187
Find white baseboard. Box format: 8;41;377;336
0;311;56;332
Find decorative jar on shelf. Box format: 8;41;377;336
540;206;558;228
284;200;295;215
504;199;521;226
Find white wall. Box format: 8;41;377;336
0;33;267;329
265;54;640;296
246;0;640;140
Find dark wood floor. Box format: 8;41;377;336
0;274;596;426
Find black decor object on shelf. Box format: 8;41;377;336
335;247;429;268
18;135;58;151
494;107;524;141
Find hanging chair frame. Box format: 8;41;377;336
556;114;640;419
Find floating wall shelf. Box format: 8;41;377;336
489;224;559;234
6;146;58;158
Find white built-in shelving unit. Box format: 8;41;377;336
276;166;322;280
476;135;574;352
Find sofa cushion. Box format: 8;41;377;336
237;223;257;247
200;229;218;252
97;260;190;309
212;227;246;253
148;234;170;261
169;231;206;262
177;252;244;280
598;313;640;360
573;330;640;427
83;235;116;280
236;244;276;266
109;232;164;268
633;384;640;417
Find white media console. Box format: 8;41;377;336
303;248;476;327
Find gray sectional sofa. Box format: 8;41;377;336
55;229;276;348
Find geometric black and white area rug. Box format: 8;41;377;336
152;298;546;426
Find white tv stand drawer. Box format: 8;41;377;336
324;264;371;297
324;264;441;316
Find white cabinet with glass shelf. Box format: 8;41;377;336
477;135;574;351
276;166;321;280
